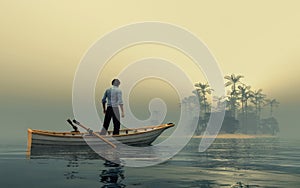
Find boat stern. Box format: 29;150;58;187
26;129;33;158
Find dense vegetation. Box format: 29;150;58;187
182;74;280;135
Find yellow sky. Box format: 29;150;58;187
1;0;300;104
1;1;300;140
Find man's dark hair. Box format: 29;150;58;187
112;79;120;86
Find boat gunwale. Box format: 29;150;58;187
29;123;174;138
108;123;174;137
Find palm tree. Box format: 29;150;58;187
265;98;279;117
238;84;253;114
251;89;267;119
224;74;244;117
237;84;254;133
225;74;244;96
192;89;201;105
194;82;213;114
224;95;237;116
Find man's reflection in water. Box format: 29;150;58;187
99;160;125;188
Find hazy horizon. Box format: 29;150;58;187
1;1;300;142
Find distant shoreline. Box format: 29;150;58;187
193;134;277;139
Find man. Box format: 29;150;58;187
100;79;125;135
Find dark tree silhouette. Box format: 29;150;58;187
237;84;253;133
194;82;212;114
251;89;266;119
224;74;244;117
265;98;279;117
188;73;280;135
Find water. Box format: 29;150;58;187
0;137;299;188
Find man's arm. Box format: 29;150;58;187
102;90;107;114
117;89;124;117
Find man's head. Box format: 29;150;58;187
112;79;121;87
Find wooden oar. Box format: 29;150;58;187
69;119;116;148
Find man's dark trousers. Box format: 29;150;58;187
101;106;120;135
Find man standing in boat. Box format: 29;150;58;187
100;79;125;135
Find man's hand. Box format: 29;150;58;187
102;102;106;114
120;104;124;118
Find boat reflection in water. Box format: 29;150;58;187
29;146;126;188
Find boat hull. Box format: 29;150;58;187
27;123;174;155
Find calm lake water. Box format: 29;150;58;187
0;137;299;188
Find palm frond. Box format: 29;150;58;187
224;75;231;80
225;82;232;87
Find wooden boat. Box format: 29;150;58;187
27;123;175;155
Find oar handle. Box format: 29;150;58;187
72;119;116;148
66;119;79;132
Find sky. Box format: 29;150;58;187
1;0;300;142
